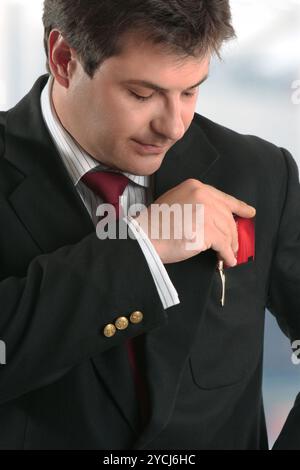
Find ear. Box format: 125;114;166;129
48;30;77;88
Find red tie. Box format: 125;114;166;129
81;171;129;220
81;170;150;429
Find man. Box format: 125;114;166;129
0;0;299;450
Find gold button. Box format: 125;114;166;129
115;316;129;331
130;311;144;324
103;324;116;338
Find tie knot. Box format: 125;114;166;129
81;171;129;204
81;171;130;220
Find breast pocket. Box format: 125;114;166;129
189;261;264;390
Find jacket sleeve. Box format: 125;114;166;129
266;148;300;449
0;222;167;405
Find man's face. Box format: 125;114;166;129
56;33;210;176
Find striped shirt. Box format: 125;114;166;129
40;76;179;309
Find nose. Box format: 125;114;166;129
151;99;186;142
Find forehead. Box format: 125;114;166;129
97;31;211;87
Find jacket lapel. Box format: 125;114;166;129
4;75;95;253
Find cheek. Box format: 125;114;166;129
113;109;150;137
99;115;142;146
90;88;151;137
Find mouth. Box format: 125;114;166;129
131;139;168;155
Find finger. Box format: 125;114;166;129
213;212;239;255
206;186;256;219
212;233;237;267
212;203;239;254
223;195;256;219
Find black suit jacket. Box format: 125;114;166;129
0;75;299;449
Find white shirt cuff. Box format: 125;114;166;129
123;216;180;310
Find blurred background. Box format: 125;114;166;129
0;0;299;448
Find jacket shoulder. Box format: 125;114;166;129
193;113;286;172
192;113;287;171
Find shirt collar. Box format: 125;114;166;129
40;76;150;188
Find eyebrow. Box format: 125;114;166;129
123;74;209;93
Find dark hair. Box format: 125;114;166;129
43;0;236;78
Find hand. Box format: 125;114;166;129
133;179;256;266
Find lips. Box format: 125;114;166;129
132;139;167;155
134;139;164;148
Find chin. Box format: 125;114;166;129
112;147;167;175
131;155;165;176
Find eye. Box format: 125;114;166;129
128;89;197;102
129;91;153;102
183;91;197;98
